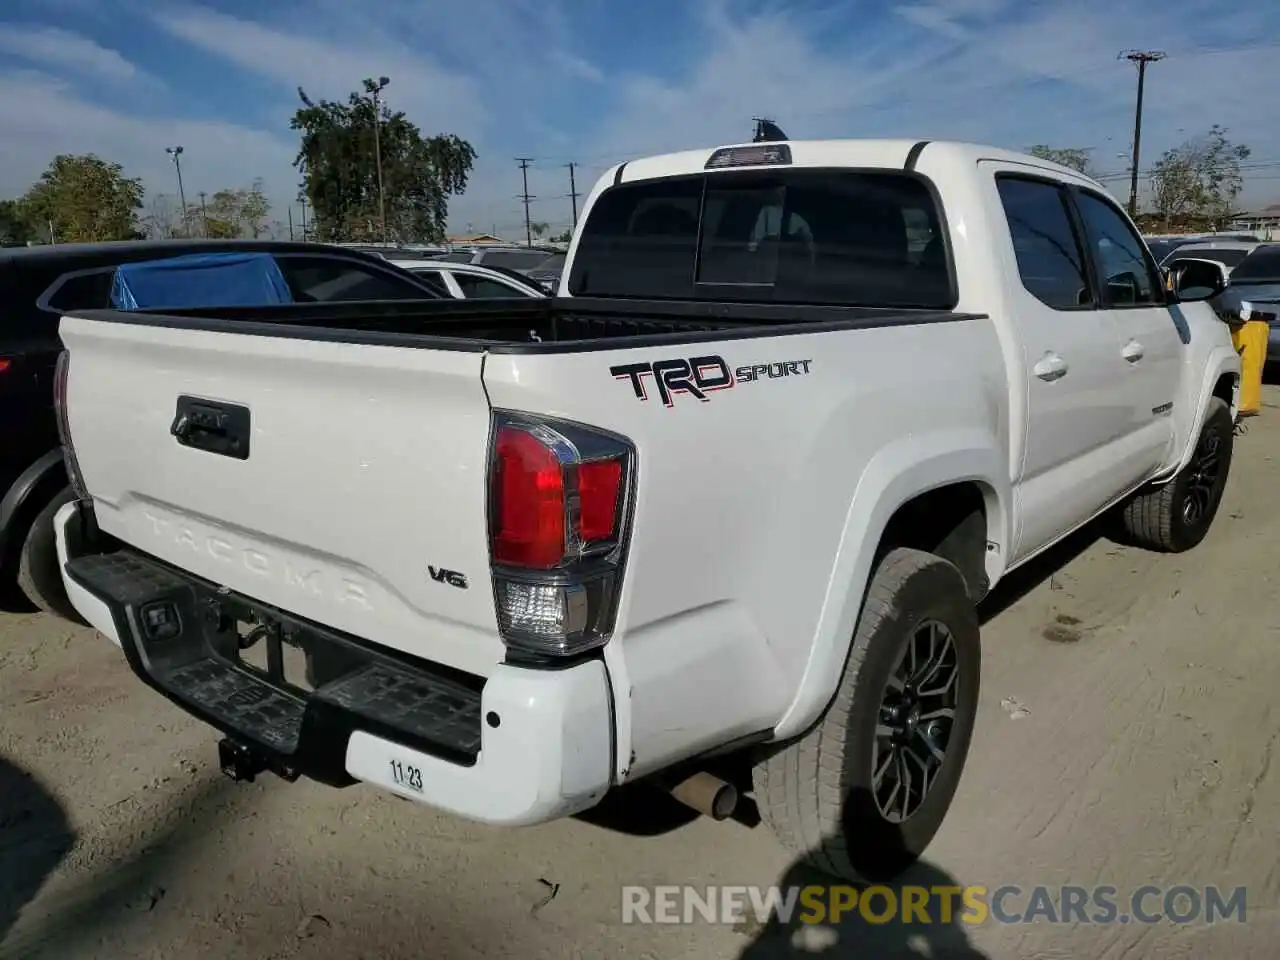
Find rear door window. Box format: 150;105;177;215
569;170;953;308
273;256;435;301
453;274;530;298
1230;247;1280;283
405;268;452;297
995;177;1092;310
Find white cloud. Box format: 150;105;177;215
0;69;297;217
0;24;141;83
1;0;1277;238
150;6;488;143
572;0;1280;208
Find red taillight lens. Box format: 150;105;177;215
578;458;623;543
488;413;635;659
0;357;11;374
492;426;567;569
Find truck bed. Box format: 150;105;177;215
73;297;980;353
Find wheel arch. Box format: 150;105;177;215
0;448;69;567
1175;358;1240;477
772;431;1009;741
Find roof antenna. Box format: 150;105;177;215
752;117;788;143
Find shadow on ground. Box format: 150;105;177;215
0;772;241;960
739;788;989;959
978;522;1102;624
0;756;74;942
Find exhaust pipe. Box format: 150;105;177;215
668;771;738;820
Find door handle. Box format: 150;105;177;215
171;395;251;460
1122;340;1145;363
1033;352;1068;382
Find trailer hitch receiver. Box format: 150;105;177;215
218;737;268;783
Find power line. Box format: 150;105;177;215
516;157;535;248
1119;49;1166;216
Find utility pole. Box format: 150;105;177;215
565;162;580;227
165;146;187;237
371;77;390;244
1119;50;1166;217
516;158;535;247
288;206;295;241
198;192;209;238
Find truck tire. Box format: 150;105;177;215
16;485;85;624
1120;398;1233;553
753;547;980;882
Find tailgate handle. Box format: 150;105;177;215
171;396;250;460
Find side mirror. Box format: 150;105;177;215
1165;257;1227;303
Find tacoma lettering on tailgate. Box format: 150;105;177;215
610;355;813;407
142;511;373;610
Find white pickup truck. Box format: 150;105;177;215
53;139;1240;881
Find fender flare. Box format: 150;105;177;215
772;430;1010;741
0;448;69;561
1157;346;1241;483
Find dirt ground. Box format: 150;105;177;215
4;390;1280;960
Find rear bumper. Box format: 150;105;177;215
54;500;614;826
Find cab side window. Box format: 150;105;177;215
996;177;1092;310
1073;192;1163;307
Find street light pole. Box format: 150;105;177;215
165;146;188;237
371;77;389;244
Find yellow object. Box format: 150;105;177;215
1230;319;1269;416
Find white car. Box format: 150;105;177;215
1157;240;1259;276
52;138;1239;882
386;259;545;299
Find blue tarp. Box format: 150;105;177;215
111;252;294;310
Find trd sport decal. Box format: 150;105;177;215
610;355;813;406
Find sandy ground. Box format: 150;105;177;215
3;390;1280;960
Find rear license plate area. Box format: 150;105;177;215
234;614;314;692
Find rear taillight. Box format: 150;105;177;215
488;412;635;659
54;350;89;499
0;357;11;374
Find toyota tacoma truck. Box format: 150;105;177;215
52;139;1240;881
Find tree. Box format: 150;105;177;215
1151;126;1251;229
1027;145;1094;175
21;154;144;242
190;180;272;238
291;77;477;243
141;193;184;239
0;199;36;244
550;229;572;244
530;221;549;239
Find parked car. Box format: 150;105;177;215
1168;243;1280;362
0;239;443;620
524;253;566;293
1156;240;1259;274
436;246;562;275
386;259;546;298
52;139;1239;882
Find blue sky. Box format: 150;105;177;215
1;0;1278;238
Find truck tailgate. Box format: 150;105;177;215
59;314;504;677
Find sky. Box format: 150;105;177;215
1;0;1278;239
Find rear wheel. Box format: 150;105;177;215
1120;398;1233;553
17;485;85;624
753;547;980;881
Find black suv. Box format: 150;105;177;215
0;239;444;620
